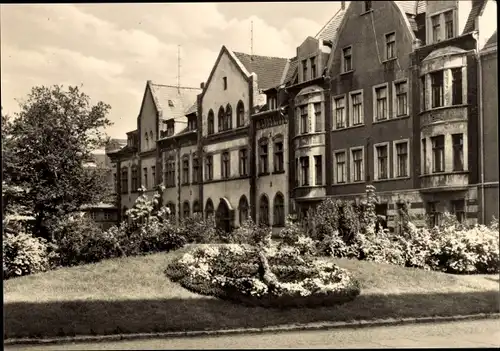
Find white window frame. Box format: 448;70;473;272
372;83;389;122
373;141;390;181
349;146;365;183
392;139;410;179
332;94;347;130
392;79;409;118
385;31;396;60
342;45;353;73
349;89;364;126
333;149;348;184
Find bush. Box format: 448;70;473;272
178;214;223;244
3;228;57;279
166;244;361;309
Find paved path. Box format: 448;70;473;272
5;319;500;350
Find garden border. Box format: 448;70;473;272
5;313;499;346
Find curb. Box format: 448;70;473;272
4;313;500;346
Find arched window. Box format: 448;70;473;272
238;195;249;225
149;131;154;145
237;100;245;127
193;200;201;214
273;192;285;227
218;106;225;132
207;109;214;135
166;202;176;217
259;194;269;226
205;198;214;219
183;201;190;218
144;132;149;149
225;103;232;130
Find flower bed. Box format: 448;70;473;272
166;244;360;308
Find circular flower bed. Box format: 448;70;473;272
166;244;360;308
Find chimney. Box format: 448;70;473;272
341;1;345;10
200;82;205;89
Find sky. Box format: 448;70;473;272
1;2;341;139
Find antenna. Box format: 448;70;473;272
177;45;181;89
250;20;253;60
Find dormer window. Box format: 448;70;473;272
310;57;317;79
444;11;454;39
364;1;372;12
223;77;227;90
188;117;197;131
268;96;277;110
167;123;174;136
302;59;308;81
168;100;174;107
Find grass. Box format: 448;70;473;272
4;245;499;339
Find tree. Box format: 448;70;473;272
2;85;112;239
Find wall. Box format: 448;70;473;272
139;87;158;152
179;143;200;217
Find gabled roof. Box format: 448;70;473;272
147;82;201;120
395;1;426;16
463;0;487;34
232;52;289;90
185;101;198;116
315;7;347;43
284;56;298;85
484;30;497;48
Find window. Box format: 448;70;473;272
452;68;463;105
314;155;323;185
89;211;96;220
223;77;227;90
121;167;128;194
205;154;213;181
428;201;441;227
351;92;363;125
225;104;232;130
364;1;372;12
151;166;156;186
113;173;117;193
182;156;189;184
143;167;148;189
218;106;225;132
431;71;444;108
259;139;269;174
395;81;408;116
334;96;346;128
375;203;388;231
375;144;389;180
150;131;154;145
193;201;201;214
343;46;352;72
239;148;248;176
375;85;388;121
421;76;427;111
445;11;453;39
104;212;111;221
273;193;285;227
310;57;317;79
259;195;269;226
221;151;230;179
207;109;215;134
144;133;149;149
238;196;249;225
422;138;427;175
451;199;465;223
205;199;214;219
431;135;445;172
334;151;346;184
131;166;138;192
268;96;277;110
385;32;395;60
302;59;308;81
183;201;190;219
300;105;308;134
314;102;323;131
274;139;284;172
168;100;174;107
432;14;440;43
395;141;409;178
165;157;176;187
300;156;310;186
166;124;174;137
192;153;199;183
351;148;364;182
452;133;464;171
295;158;299;187
188;117;197;131
166;203;175;218
237;101;245;127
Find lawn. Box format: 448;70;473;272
4;245;499;339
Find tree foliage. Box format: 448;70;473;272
2;85;112;239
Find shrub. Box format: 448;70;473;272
178;214;223;244
3;228;57;279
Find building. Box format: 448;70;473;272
109;0;498;231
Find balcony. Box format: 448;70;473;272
294;133;325;149
420;105;467;129
419;171;469;191
293;186;326;200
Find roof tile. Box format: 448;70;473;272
463;0;487;34
315;7;346;43
148;83;201;120
232;52;289;90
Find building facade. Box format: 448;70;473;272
108;0;498;231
